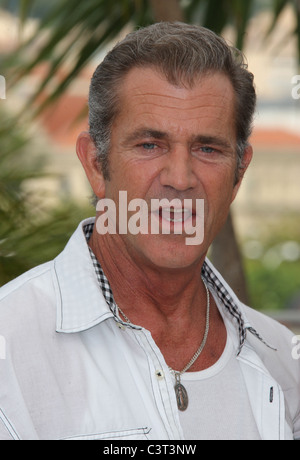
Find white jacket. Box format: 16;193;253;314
0;218;299;440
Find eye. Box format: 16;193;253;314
200;146;216;154
191;145;223;160
141;143;157;150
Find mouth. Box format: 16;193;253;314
159;207;194;223
149;203;197;236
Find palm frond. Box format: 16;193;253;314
263;0;300;66
2;0;299;113
0;107;92;285
2;0;153;116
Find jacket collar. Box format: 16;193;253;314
54;218;114;333
202;258;276;354
53;218;274;354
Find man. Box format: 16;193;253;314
0;22;299;440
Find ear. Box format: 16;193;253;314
76;132;106;199
231;144;253;203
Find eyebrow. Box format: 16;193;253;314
192;135;233;150
123;128;233;150
123;128;168;144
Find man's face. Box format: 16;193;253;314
90;67;252;270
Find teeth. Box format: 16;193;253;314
160;208;192;222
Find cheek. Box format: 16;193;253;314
105;167;152;206
114;156;162;196
202;167;236;212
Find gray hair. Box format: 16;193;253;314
88;22;256;181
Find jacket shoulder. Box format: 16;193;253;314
0;262;56;332
241;303;296;353
241;303;300;435
0;262;53;302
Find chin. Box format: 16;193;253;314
138;235;207;271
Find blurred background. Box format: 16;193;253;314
0;0;299;332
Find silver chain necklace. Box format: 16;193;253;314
117;279;210;412
169;280;210;411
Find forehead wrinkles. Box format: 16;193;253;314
114;68;236;131
122;66;233;101
134;90;228;106
130;91;233;124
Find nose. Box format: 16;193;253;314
159;146;198;192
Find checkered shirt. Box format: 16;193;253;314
84;222;270;354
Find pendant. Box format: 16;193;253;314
174;373;188;411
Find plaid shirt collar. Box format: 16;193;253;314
84;222;272;354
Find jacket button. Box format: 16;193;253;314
155;369;165;380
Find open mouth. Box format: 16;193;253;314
149;204;197;236
159;207;194;223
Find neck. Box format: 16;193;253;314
88;230;207;324
89;230;227;372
